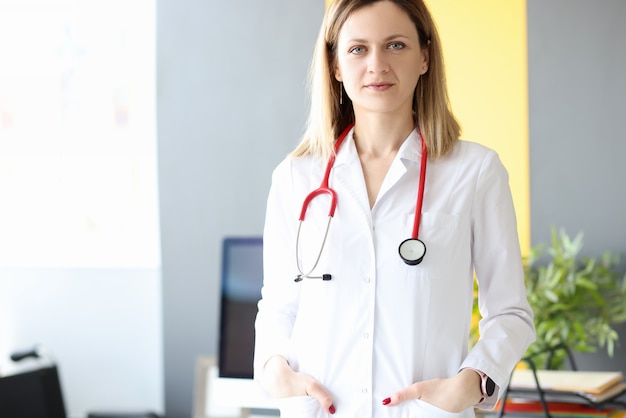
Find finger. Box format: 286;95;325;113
383;383;422;407
305;380;336;414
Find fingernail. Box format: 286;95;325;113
329;405;336;414
382;397;391;406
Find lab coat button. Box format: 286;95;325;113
363;332;369;339
362;388;368;393
365;277;371;283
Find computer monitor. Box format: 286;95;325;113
208;237;277;412
0;365;67;418
218;237;264;379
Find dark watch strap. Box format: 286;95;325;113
473;369;495;403
485;375;495;396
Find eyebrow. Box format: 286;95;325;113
345;34;414;44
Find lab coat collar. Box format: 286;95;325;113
397;128;425;166
332;126;358;168
380;129;424;202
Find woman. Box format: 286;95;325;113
254;1;536;417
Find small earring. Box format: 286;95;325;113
339;82;343;105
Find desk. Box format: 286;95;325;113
487;351;626;418
194;356;278;418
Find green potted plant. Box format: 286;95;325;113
523;228;626;369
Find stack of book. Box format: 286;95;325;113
495;370;626;417
498;401;625;417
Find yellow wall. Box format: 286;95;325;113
324;0;530;253
425;0;529;253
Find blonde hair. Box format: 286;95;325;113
292;0;461;160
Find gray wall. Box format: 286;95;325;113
528;0;626;374
156;1;324;417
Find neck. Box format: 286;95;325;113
352;111;415;158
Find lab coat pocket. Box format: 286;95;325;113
277;395;327;418
413;212;458;244
406;399;473;418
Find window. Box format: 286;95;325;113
0;0;158;268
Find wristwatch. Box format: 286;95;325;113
476;370;496;403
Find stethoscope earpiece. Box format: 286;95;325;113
294;274;332;282
398;238;427;266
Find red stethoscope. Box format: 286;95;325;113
294;124;428;282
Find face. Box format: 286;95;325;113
334;1;428;118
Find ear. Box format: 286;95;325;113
420;48;430;75
334;64;343;82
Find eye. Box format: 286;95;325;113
349;45;366;55
388;42;406;50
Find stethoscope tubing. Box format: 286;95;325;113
294;125;352;281
295;123;428;281
412;136;427;239
298;125;351;221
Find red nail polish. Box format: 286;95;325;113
382;397;391;405
329;405;336;414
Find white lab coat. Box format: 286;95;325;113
254;128;535;418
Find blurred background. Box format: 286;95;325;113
0;1;624;418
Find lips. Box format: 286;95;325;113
365;82;393;91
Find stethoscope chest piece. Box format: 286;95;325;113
398;238;426;265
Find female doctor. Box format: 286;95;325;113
254;0;536;417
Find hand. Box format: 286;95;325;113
382;369;483;412
260;355;336;414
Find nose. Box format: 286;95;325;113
367;48;389;73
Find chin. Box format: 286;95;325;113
355;103;409;116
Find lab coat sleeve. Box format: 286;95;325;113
254;158;301;383
460;150;536;410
